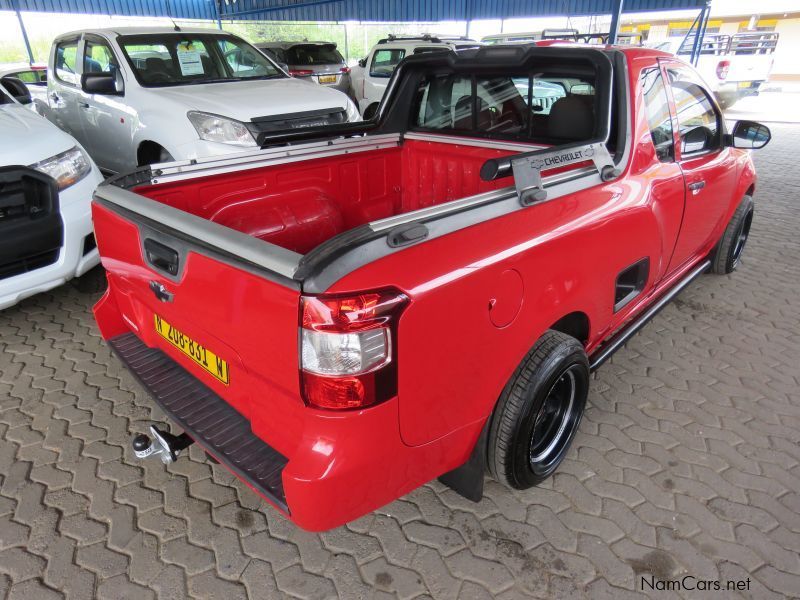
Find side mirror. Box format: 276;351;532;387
358;58;367;68
81;71;124;96
0;76;32;105
730;120;771;150
682;125;711;154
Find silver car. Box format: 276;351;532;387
256;41;351;95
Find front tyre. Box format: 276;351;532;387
711;195;754;275
488;330;589;489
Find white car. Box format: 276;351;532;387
651;32;778;108
44;27;360;174
349;35;479;118
0;78;103;310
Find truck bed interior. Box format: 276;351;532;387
134;139;523;255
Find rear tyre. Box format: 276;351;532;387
711;195;754;275
72;265;107;294
488;330;589;489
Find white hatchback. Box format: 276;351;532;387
44;27;360;174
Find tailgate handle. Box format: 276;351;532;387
144;239;179;276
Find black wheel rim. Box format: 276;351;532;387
529;365;581;470
731;209;753;269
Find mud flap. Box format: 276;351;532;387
438;420;489;502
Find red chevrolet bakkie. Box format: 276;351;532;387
91;45;770;531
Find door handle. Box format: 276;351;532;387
79;102;89;109
50;92;60;103
144;238;180;276
688;180;706;194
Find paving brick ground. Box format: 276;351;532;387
1;125;799;599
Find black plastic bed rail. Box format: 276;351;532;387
109;333;289;511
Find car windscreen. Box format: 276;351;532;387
118;33;284;87
284;44;343;65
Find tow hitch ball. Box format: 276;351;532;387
132;426;193;464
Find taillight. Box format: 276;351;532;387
340;66;351;74
300;289;408;410
716;60;730;80
289;69;313;77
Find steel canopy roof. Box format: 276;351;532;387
2;0;707;22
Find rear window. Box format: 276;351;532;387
284;44;343;65
8;70;46;85
413;71;594;143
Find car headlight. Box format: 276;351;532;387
187;111;257;147
345;100;362;122
29;146;92;191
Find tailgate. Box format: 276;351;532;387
92;183;304;440
726;55;773;82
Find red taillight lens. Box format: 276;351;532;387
716;60;730;80
289;69;314;77
300;289;408;410
340;66;351;73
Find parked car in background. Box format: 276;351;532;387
42;27;360;174
91;44;768;531
651;32;779;108
256;41;351;95
349;34;479;118
0;77;103;310
0;63;48;109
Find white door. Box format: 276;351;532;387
78;36;132;174
364;47;406;109
48;37;86;143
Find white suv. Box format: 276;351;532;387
0;78;103;310
44;27;360;174
349;35;479;118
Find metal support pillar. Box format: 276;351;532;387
608;0;624;45
13;0;35;65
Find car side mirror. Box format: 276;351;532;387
81;72;124;96
358;58;367;68
729;120;771;150
682;125;711;154
0;76;32;105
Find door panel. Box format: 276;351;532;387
48;37;86;143
79;36;130;174
662;62;736;271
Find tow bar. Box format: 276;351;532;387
132;426;194;464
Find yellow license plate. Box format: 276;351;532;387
738;81;752;89
154;314;229;385
318;75;337;84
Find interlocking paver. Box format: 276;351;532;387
0;125;799;598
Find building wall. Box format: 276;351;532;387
773;18;800;80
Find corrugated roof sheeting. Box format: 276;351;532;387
1;0;705;21
0;0;215;19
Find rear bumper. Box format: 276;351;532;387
714;81;764;106
94;286;481;531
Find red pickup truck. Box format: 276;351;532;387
91;45;770;531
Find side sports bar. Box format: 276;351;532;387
91;44;769;531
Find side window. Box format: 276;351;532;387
84;40;119;74
54;40;79;85
666;67;721;156
640;67;674;162
370;49;405;78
